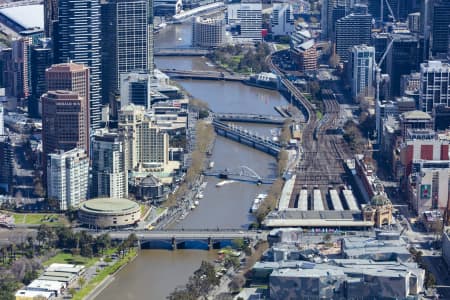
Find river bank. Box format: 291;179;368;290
92;22;289;299
80;249;137;300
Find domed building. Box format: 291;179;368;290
363;194;393;228
134;174;165;203
78;197;141;228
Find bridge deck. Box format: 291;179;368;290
213;113;285;124
213;120;281;156
108;230;262;241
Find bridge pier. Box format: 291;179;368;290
171;237;177;250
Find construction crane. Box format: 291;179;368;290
374;38;394;143
380;0;396;23
384;0;396;23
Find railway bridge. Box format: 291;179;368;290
212;120;281;156
213;113;285;124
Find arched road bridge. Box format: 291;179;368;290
107;229;266;250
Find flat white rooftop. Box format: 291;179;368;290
15;289;54;299
27;279;64;291
0;4;43;30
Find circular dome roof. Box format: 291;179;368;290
80;198;140;215
371;195;391;206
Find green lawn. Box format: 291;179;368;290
316;111;323;120
1;211;69;226
44;252;98;267
275;44;290;51
140;204;149;217
72;249;137;300
156;207;167;215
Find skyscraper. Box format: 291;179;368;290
0;104;4;135
42;90;89;171
55;0;102;130
101;0;150;106
118;104;169;170
227;0;262;42
320;0;335;40
350;45;375;100
271;3;294;36
386;33;419;97
119;71;152;109
44;0;58;38
91;129;128;198
0;137;13;194
419;60;450;113
46;63;90;122
11;37;31;100
335;12;372;62
431;0;450;56
28;39;52;117
193;15;226;48
47;148;89;211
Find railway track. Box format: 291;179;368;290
268;52;351;208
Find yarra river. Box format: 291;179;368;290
96;23;288;299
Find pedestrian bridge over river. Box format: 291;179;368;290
203;165;276;184
108;230;265;250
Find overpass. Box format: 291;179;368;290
213;113;286;125
212;120;281;156
154;48;211;56
161;69;248;81
108;229;264;250
171;2;226;23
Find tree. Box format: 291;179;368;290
8;243;16;261
0;273;21;300
1;246;8;264
425;271;436;288
232;238;245;250
277;150;289;176
77;276;86;288
95;233;111;255
23;270;38;285
224;256;240;270
68;287;76;298
37;224;52;248
228;274;246;293
26;236;35;258
307;81;320;100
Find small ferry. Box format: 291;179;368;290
250;193;268;212
216;180;235;187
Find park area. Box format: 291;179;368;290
0;211;69;226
